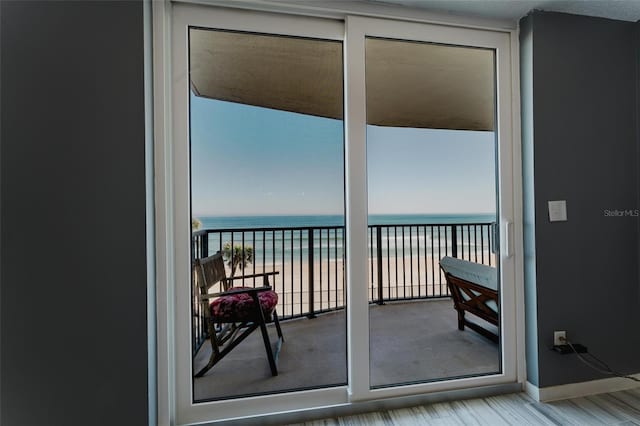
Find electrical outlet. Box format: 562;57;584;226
554;331;566;346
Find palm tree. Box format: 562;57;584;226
222;242;253;277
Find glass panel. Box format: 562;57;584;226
365;37;501;388
189;28;346;402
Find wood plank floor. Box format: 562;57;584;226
291;388;640;425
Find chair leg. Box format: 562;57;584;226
272;310;284;368
258;317;278;376
273;311;284;341
195;322;257;378
251;293;278;376
195;323;220;378
195;358;216;378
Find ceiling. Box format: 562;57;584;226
368;0;640;23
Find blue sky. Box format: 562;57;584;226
367;126;496;215
190;93;496;217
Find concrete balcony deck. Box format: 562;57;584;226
194;299;499;401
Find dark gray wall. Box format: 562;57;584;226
1;2;148;425
521;11;640;387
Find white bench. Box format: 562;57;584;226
439;256;499;343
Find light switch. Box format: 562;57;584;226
548;200;567;222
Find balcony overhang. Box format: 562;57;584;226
189;29;495;131
189;29;344;121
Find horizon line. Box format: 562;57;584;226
193;212;496;218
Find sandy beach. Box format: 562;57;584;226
222;251;496;318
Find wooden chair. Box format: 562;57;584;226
439;256;499;343
194;251;283;378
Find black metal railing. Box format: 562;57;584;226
368;223;495;304
192;222;495;354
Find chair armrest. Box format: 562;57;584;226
227;271;279;281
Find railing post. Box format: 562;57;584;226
376;226;384;305
491;222;497;254
451;225;458;258
307;228;316;318
200;232;209;258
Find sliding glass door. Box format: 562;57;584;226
164;5;518;423
189;26;346;402
365;36;500;388
344;15;517;401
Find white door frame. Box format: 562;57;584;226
152;2;525;424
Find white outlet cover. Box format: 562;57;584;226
554;331;566;346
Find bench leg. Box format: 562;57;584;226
457;309;465;331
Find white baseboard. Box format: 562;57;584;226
524;381;540;401
525;374;640;402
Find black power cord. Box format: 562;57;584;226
564;339;640;383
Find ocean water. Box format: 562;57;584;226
197;213;495;230
195;214;496;262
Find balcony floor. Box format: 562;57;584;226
194;299;499;401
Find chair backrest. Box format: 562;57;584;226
194;252;229;320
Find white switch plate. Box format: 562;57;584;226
548;200;567;222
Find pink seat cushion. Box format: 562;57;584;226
210;287;278;322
